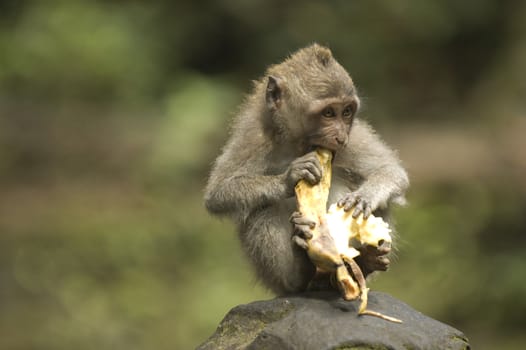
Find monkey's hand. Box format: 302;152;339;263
290;211;315;250
337;190;376;219
285;151;323;194
354;241;391;276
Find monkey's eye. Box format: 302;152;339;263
322;107;336;118
342;106;354;118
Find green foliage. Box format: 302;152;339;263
0;1;159;101
149;74;240;180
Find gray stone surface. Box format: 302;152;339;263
197;291;470;350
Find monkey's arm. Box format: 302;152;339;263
205;142;322;219
337;120;409;216
205;164;289;218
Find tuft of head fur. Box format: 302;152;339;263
265;43;356;104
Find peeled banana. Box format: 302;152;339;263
294;148;401;323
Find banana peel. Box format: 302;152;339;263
294;148;402;323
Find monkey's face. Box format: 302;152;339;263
303;96;358;152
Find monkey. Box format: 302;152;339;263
204;44;409;296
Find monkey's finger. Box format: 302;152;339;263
290;214;316;229
352;200;366;218
339;193;359;211
375;256;390;270
300;160;322;182
378;240;392;253
296;152;322;168
290;211;302;219
376;246;391;256
300;169;319;185
361;243;391;256
289;211;305;222
292;235;309;250
363;205;372;219
337;193;351;207
362;255;390;272
293;224;314;239
343;197;359;211
303;151;323;165
296;153;323;177
301;229;314;239
344;202;356;212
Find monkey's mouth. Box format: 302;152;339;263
311;136;347;149
308;144;338;159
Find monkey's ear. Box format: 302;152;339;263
266;75;282;110
316;48;332;66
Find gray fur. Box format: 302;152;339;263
204;44;409;295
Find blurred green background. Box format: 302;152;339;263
1;1;525;349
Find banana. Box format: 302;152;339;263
294;148;401;323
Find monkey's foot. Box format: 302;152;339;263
306;269;336;292
355;242;391;277
292;235;309;250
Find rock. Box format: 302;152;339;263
197;291;470;350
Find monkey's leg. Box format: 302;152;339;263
305;269;342;292
241;205;316;295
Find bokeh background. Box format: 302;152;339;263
1;1;525;349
